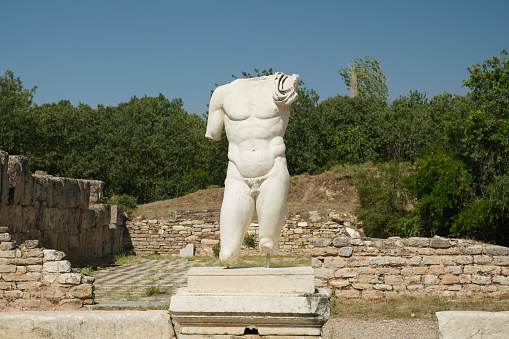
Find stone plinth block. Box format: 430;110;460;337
187;266;315;294
0;310;175;339
170;290;330;336
170;266;330;337
437;311;509;339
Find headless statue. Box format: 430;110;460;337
206;72;299;266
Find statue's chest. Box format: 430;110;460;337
223;82;281;121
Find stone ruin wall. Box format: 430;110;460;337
0;150;126;264
126;216;509;299
313;236;509;299
0;229;93;311
124;214;350;257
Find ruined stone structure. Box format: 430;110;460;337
312;236;509;299
0;229;93;310
0;151;126;264
124;217;349;257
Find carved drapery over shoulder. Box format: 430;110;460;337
272;72;299;106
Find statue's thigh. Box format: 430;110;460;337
220;179;255;230
256;164;289;226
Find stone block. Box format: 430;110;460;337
430;237;450;248
335;268;358;278
446;266;462;275
332;237;351;247
422;256;441;265
311;238;332;247
336;246;352;257
373;284;392;291
69;284;93;299
455;255;473;265
43;249;66;261
408;237;429;247
436;311;509;339
0;310;175;338
385;275;403;285
170;288;329;336
369;256;384;266
5;290;23;299
465;245;483;255
187;266;315;294
0;233;11;242
329;279;349;288
422;275;439;285
0;265;16;273
314;268;335;279
179;243;194;257
494;256;509;266
335;289;360;298
349;258;369;267
9;258;43;266
474;255;492;264
57;273;82;285
361;290;384;299
441;274;459;285
472;275;491;285
430;265;447;274
0;250;16;258
483;245;509;256
311;258;322;268
312;247;337;256
385;256;407;266
43;260;71;273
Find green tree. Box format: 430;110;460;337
338;56;389;102
0;70;37;156
355;161;410;238
462;50;509;195
314;95;387;166
404;148;473;237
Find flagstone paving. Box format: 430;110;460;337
91;257;220;307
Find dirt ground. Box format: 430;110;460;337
135;172;359;221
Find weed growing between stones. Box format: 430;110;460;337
143;285;169;297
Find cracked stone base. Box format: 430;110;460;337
169;267;330;338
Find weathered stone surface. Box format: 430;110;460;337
437;311;509;339
0;233;12;242
69;284;93;299
179;243;194;257
43;250;66;261
43;260;71;273
57;273;82;285
0;311;176;339
311;238;332;247
430;237;450;248
333;237;351;247
338;247;353;257
484;246;509;256
408;237;429;247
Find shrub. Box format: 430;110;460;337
354;161;410;238
212;242;221;257
244;234;256;248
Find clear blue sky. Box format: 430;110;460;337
2;1;508;116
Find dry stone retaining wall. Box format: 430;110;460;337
312;236;509;299
124;217;350;257
0;229;93;311
0;150;126;264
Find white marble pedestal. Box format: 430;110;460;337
169;266;330;338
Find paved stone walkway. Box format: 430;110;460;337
91;258;220;307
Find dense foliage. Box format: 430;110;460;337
1;51;508;245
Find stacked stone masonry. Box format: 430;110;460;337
0;150;126;264
124;217;349;257
0;229;93;311
312;236;509;299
